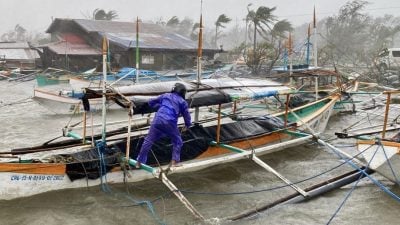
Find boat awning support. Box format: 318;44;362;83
382;92;392;139
126;158;205;221
215;142;309;197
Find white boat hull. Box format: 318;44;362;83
33;88;121;114
0;134;314;200
275;94;338;134
358;140;400;185
1;95;338;200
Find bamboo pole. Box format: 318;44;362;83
288;33;293;84
91;112;94;147
217;143;308;196
252;155;308;196
126;158;205;220
125;104;133;159
135;17;140;83
101;37;107;143
160;173;205;220
313;6;318;68
216;104;222;143
382;92;391;139
383;90;400;94
194;13;203;123
82;112;87;144
228;168;373;221
315;76;318;101
284;94;290;128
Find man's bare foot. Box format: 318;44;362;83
135;162;141;169
170;160;182;167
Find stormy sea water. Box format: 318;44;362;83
0;79;399;225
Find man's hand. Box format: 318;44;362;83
180;126;188;133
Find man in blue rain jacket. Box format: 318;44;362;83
136;83;192;168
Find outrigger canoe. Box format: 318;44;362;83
0;79;339;200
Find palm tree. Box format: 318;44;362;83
271;20;292;41
214;14;231;48
92;8;118;20
14;24;27;41
166;16;180;27
247;6;277;57
190;22;200;41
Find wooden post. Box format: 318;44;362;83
82;112;87;144
315;76;318;101
284;94;290;127
101;37;107;143
216;104;222;144
336;74;342;93
382;93;391;139
233;100;237;114
91;112;94;147
126;104;133;159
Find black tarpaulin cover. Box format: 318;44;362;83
130;89;231;114
64;116;284;181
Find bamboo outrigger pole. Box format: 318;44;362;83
217;143;308;197
159;173;205;220
127;159;205;220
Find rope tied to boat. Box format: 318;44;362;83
376;138;400;185
0;97;32;108
95;141;167;225
326;137;384;224
320;138;400;203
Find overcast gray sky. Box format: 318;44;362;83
1;0;400;35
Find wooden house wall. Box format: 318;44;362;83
42;48;101;72
45;21;217;71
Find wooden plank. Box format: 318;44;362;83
0;163;66;175
197;132;288;159
357;140;400;148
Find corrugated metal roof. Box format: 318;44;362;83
0;42;30;49
48;19;216;50
74;19;164;34
106;32;198;50
73;19;205;50
0;49;39;60
46;41;101;55
48;19;215;51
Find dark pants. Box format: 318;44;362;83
136;119;183;164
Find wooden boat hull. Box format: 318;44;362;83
357;140;400;185
36;74;70;87
276;94;339;134
0;95;338;200
0;132;313;200
33;88;120;114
